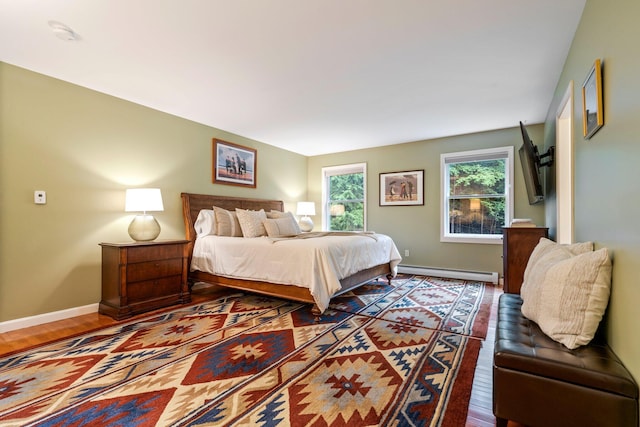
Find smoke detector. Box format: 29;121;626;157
48;21;79;41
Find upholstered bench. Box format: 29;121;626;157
493;293;638;427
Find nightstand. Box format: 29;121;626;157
99;240;191;320
502;227;548;294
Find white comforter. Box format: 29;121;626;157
191;232;402;312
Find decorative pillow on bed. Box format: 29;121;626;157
535;247;612;349
212;206;243;237
194;209;216;237
521;238;593;320
267;210;302;234
263;217;301;237
235;208;268;238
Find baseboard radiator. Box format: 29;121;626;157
398;265;499;284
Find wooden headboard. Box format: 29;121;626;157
180;193;284;243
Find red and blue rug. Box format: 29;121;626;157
0;275;494;426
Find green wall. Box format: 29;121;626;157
0;62;307;322
0;61;548;324
308;126;546;275
542;0;640;384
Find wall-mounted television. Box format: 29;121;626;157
518;121;554;205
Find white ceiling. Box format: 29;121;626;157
0;0;585;156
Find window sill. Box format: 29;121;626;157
440;234;503;245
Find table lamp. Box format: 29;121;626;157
296;201;316;232
125;188;164;241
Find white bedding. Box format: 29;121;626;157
191;232;402;312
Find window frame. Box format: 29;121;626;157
321;162;367;231
440;146;514;244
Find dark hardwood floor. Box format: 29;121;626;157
466;284;501;427
0;283;512;426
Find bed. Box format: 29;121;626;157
181;192;401;315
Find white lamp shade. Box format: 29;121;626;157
296;201;316;216
125;188;164;213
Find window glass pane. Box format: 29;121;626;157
329;201;363;231
448;159;506;196
329;173;364;200
448;197;505;235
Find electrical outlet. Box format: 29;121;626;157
34;190;47;205
404;249;410;257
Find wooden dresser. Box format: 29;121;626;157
99;240;191;320
502;227;549;294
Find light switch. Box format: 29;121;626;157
35;191;47;204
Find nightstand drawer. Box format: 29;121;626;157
127;276;182;303
127;258;183;282
127;244;184;263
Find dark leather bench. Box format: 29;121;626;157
493;293;638;427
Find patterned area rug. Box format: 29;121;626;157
0;275;494;426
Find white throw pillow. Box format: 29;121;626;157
193;209;216;237
263;217;301;237
212;206;243;237
235;208;268;238
521;238;593;321
536;248;612;349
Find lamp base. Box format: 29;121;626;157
299;216;314;232
128;214;161;241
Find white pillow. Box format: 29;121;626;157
267;210;302;234
263;217;301;237
536;248;612;349
521;238;593;320
235;208;267;238
193;209;216;237
212;206;243;237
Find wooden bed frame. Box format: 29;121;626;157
181;192;393;315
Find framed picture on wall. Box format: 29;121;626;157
379;170;424;206
582;58;604;139
212;139;257;187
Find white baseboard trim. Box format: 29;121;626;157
0;303;100;334
398;265;499;284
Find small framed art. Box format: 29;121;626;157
212;139;257;187
582;59;604;139
379;170;424;206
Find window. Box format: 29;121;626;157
441;147;513;244
322;163;366;231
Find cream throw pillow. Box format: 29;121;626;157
267;210;302;234
536;248;612;349
521;238;593;320
235;208;268;238
263;217;301;237
212;206;243;237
